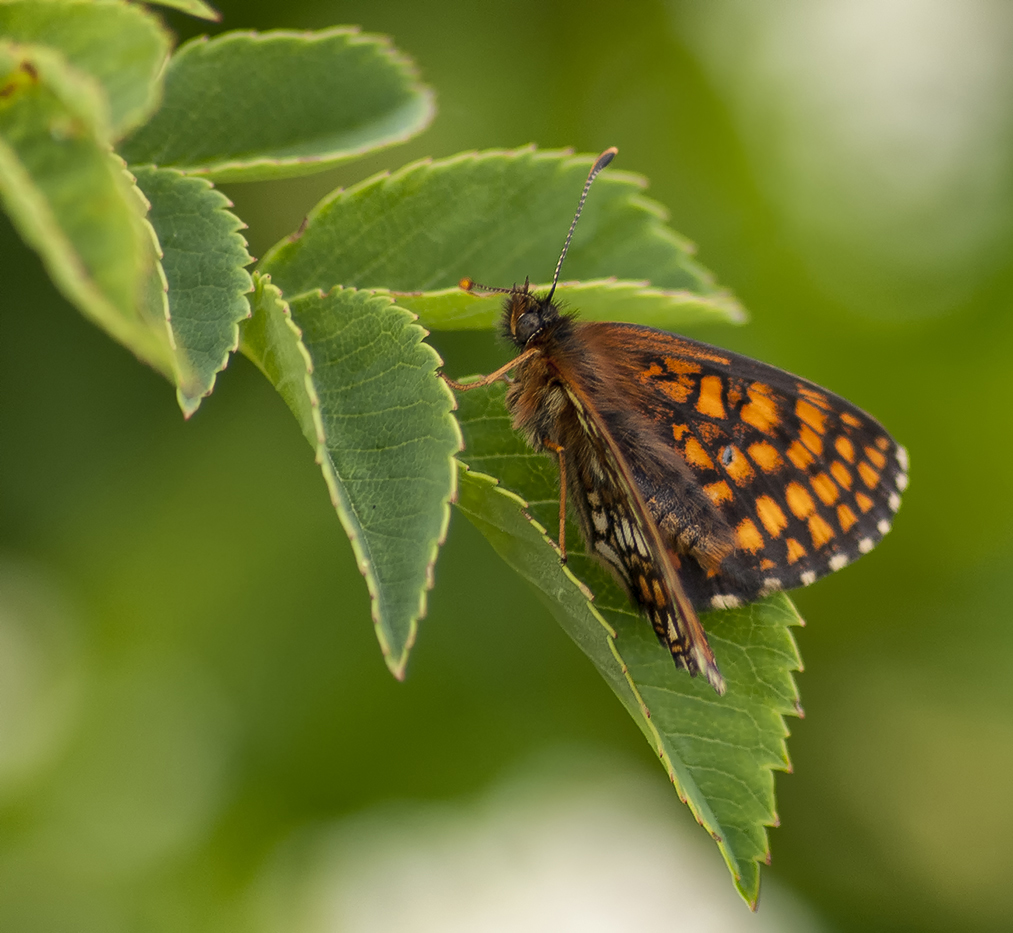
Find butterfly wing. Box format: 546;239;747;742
570;321;909;611
539;353;726;693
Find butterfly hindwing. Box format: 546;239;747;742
550;379;725;693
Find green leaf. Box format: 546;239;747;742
259;148;730;300
0;0;170;138
240;275;461;677
119;28;435;182
0;41;175;376
132;164;253;416
387;278;744;332
453;380;803;907
141;0;219;21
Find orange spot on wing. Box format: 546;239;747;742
865;446;887;469
830;461;853;490
748;441;783;473
810;472;839;506
834;435;855;462
809;514;835;548
670;340;731;365
703;481;733;505
876;436;890;451
800;424;823;456
756;495;788;537
696;375;727;419
841;412;862;428
855;491;874;513
660;379;691;403
683;436;715;470
786;482;816;519
799;386;830;408
796;399;828;434
837;503;858;532
664;358;701;375
760;558;776;570
857;461;880;488
696;422;722;444
740;383;780;434
638;362;663;384
726;382;744;407
786;538;806;564
672;423;690;441
724;446;755;486
638;575;652;603
735;517;765;553
787;440;815;470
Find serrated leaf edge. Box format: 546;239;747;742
150;27;435;181
130;163;254;417
455;461;775;888
249;275;461;679
0;82;174;376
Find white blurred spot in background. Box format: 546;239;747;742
251;755;824;933
674;0;1013;319
0;558;83;798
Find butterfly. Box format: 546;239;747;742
443;148;908;694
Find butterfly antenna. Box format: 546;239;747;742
459;277;514;295
546;146;618;303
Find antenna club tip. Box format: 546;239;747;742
595;147;618;171
459;277;475;291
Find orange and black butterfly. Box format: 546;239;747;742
444;148;908;695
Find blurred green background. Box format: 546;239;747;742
2;1;1012;930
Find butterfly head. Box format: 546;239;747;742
505;280;560;347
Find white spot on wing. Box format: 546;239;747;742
829;553;849;571
587;491;601;508
896;446;909;472
888;492;901;512
858;537;874;553
800;571;817;586
711;594;741;609
760;578;782;595
592;510;608;534
877;518;892;535
620;518;634;549
595;540;624;572
895;473;908;491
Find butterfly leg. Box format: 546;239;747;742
441;347;540;391
544;440;568;563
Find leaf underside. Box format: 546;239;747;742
132;164;253;416
387;278;744;333
0;0;170;138
453;380;803;907
0;42;174;376
143;0;221;22
119;28;435;182
241;276;461;677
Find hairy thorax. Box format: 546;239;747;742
504;352;572;452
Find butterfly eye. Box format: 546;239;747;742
515;311;542;344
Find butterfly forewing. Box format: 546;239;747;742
573;322;909;611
